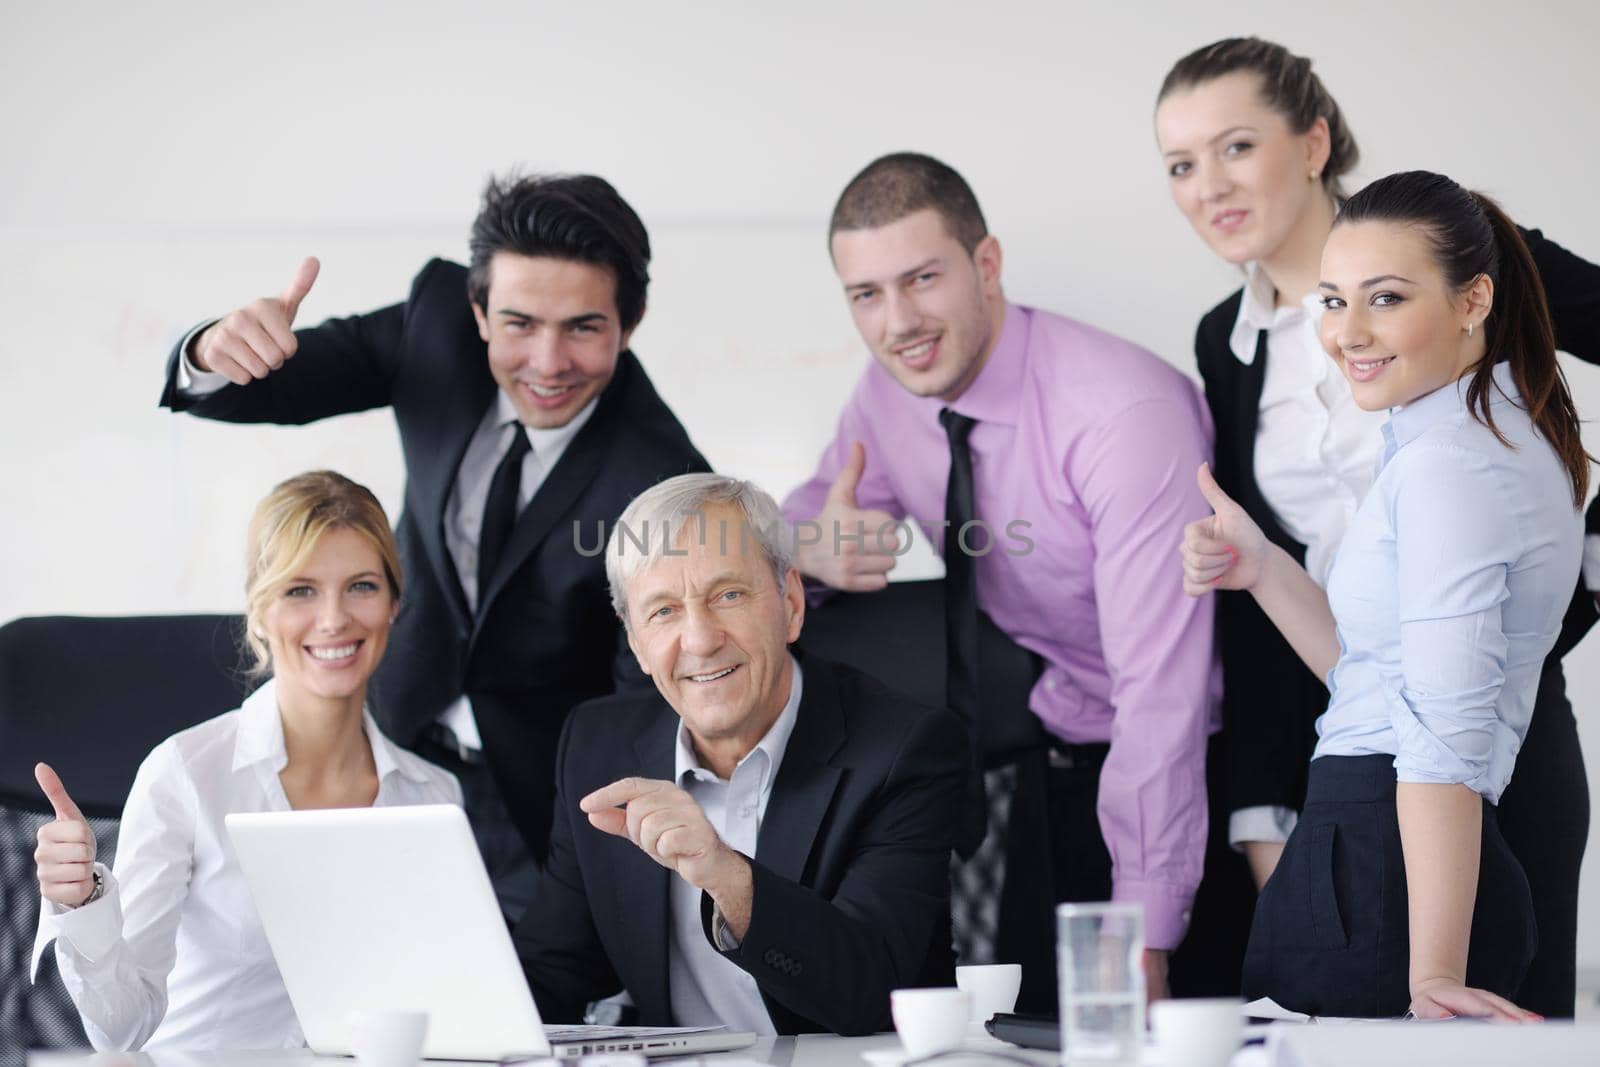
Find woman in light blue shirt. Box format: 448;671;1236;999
1182;170;1588;1020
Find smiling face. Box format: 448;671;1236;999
623;502;805;772
1155;71;1331;267
258;526;396;709
830;208;1005;402
1318;220;1490;410
473;252;634;429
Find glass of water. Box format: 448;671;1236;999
1057;902;1144;1065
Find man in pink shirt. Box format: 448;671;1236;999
784;153;1221;1006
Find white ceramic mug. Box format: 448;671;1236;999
1149;997;1243;1067
347;1009;429;1067
954;963;1022;1025
890;987;971;1057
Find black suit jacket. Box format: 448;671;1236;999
158;258;710;857
511;652;973;1036
1195;227;1600;815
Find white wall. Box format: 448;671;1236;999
4;0;1598;971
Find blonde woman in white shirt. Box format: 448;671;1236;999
31;470;461;1051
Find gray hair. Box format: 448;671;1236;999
605;473;794;621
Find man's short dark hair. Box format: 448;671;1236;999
828;152;988;254
467;173;651;332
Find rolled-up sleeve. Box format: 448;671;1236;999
1388;445;1517;800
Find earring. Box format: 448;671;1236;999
1308;169;1319;182
1466;322;1475;338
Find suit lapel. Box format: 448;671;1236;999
618;709;676;1018
1235;327;1267;501
418;365;495;632
1238;329;1299;555
755;657;845;885
475;354;638;623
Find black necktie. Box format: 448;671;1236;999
478;425;531;604
941;407;1003;963
940;408;980;731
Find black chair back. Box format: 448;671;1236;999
0;615;249;815
794;579;1047;762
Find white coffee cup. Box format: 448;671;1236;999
348;1009;429;1067
890;987;971;1057
1149;998;1242;1067
954;963;1022;1025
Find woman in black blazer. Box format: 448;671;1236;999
1153;36;1600;1017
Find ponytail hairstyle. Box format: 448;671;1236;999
1157;37;1360;199
1337;170;1589;506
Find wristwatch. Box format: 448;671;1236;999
80;867;105;907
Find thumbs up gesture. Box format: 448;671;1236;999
1181;463;1268;597
191;256;321;385
34;762;99;908
795;441;902;592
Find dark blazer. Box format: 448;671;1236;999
511;652;974;1036
158;258;710;858
1195;228;1600;816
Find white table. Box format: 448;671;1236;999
22;1029;1046;1067
26;1020;1600;1067
1257;1020;1600;1067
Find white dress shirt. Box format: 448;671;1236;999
32;678;462;1051
1226;265;1387;849
179;344;596;753
666;656;803;1036
1229;263;1389;586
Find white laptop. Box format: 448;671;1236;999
226;805;758;1061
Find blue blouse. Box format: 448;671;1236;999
1315;362;1582;803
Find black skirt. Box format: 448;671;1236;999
1241;753;1536;1017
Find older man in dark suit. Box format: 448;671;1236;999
158;175;709;920
513;474;975;1035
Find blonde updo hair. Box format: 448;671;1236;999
242;470;402;678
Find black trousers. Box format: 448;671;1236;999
1242;754;1535;1018
1002;742;1112;1015
1001;733;1253;1014
1495;659;1589;1018
1167;732;1257;997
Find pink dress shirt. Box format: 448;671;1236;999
783;303;1219;949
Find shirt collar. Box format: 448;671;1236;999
1227;262;1324;366
492;389;600;457
1385;361;1520;455
674;654;804;793
230;677;432;785
934;303;1028;427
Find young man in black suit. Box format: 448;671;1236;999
158;175;709;920
513;474;974;1035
